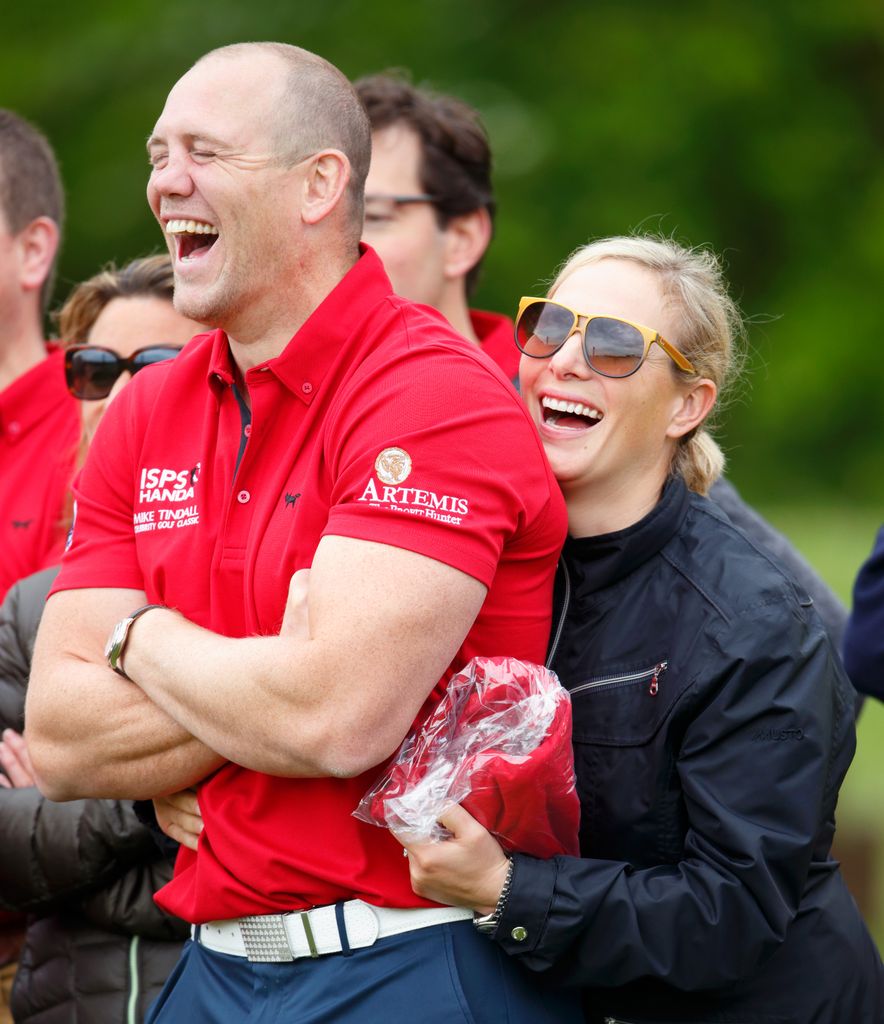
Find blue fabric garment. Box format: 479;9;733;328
844;524;884;700
146;922;581;1024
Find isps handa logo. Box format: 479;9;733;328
139;463;200;503
358;448;469;525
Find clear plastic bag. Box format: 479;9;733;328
353;656;580;857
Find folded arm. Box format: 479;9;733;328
26;585;226;801
27;535;486;799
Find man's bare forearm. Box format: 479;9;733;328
26;588;225;800
26;654;224;799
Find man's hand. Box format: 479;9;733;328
0;728;37;788
154;788;203;851
395;804;510;914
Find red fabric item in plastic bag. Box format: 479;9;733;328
354;656;580;858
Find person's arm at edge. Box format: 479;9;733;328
843;525;884;700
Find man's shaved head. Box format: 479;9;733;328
197;43;371;224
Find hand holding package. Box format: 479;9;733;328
354;656;580;858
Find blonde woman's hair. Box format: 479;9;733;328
550;235;744;494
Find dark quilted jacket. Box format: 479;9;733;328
0;567;187;1023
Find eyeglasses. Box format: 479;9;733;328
515;297;696;378
64;344;182;400
363;193;438;225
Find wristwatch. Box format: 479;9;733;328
473;857;514;936
104;604;164;679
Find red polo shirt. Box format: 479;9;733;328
53;248;566;923
0;346;79;601
471;309;519;382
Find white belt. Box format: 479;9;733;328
194;900;474;962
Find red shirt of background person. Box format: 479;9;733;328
24;37;565;934
0;110;79;603
356;73;519;382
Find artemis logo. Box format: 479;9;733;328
139;466;197;503
357;478;469;519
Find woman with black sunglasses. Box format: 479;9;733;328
0;255;202;1024
397;235;884;1022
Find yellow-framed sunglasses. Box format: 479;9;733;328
515;296;696;378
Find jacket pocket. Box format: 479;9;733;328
570;658;694;865
570;659;689;746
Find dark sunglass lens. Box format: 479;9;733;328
585;318;644;377
131;347;182;373
69;349;121;399
516;302;574;357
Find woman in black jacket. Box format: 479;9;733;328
398;236;884;1023
0;255;202;1023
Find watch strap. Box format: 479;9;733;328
472;856;514;936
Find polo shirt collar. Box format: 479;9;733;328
205;246;394;404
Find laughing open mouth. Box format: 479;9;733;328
541;396;604;430
167;219;219;261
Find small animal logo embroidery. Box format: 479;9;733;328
11;519;32;530
284;492;301;510
375;447;412;485
190;463;201;485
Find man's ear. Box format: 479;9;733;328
301;150;351;226
16;217;59;295
442;207;492;283
666;377;717;439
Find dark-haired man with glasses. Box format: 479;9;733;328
356;73;519;380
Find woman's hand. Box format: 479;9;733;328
396;804;510;914
0;728;37;788
154;788;203;850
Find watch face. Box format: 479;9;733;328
104;619;127;662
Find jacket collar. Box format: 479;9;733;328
563;475;691;591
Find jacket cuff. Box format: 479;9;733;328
133;800;179;860
493;853;557;954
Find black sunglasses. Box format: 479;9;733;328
64;344;182;400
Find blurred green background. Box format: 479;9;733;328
4;0;883;943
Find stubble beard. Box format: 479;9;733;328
173;268;242;332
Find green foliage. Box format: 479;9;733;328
4;0;884;502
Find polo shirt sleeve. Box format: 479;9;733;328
50;385;145;595
321;340;557;588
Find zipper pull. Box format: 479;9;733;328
649;661;667;696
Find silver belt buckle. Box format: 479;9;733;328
239;914;294;962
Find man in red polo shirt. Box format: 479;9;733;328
26;42;580;1024
0;108;78;1024
0;111;79;602
356;73;519;382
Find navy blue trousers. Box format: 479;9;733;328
145;921;581;1023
